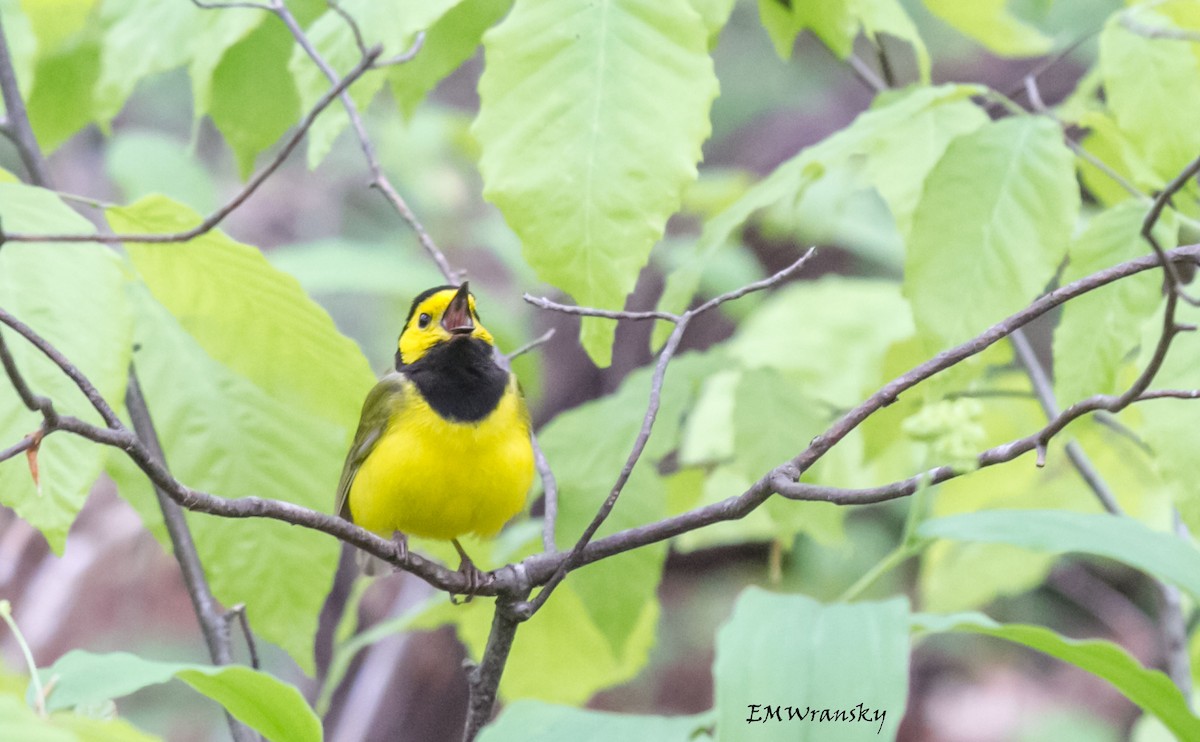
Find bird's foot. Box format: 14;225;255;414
450;538;485;605
390;531;409;563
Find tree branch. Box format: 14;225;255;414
461;589;530;742
2;48;382;245
2;246;1199;603
0;13;49;187
265;1;455;282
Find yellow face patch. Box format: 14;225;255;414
397;288;495;364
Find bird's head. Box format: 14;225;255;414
396;283;495;367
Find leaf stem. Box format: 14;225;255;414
0;600;45;716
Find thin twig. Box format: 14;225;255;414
226;604;261;670
0;309;121;428
0;14;50;187
504;328;555;361
267;1;453;281
520;298;678;322
519;250;816;616
2;48;382;245
1141;151;1200;303
1009;329;1122;511
533;435;558;553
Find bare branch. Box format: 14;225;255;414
0;308;121;428
461;589;530;742
518;249;816;616
533;434;559;553
268;2;455;282
521;297;679;322
226;604;261;670
2;48;382;245
505;328;555;361
0;14;50;187
1010;329;1123;512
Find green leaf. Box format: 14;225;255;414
538;353;716;653
729;278;913;407
0;184;132;553
654;84;985;347
187;9;266;120
1053;202;1173;404
1135;299;1200;531
40;650;320;742
687;0;736;48
93;0;204;126
0;693;162;742
913;613;1200;739
714;589;907;740
109;287;342;675
919;510;1200;604
1075;111;1164;207
289;0;461;167
731;368;845;545
19;0;95;55
208;20;300;179
474;0;718;366
107;196;376;427
105;196;376;672
26;40;101;152
922;0;1053;57
904;116;1079;349
105;131;218;213
419;580;659;705
1100;9;1200;183
389;0;514;119
478;700;710;741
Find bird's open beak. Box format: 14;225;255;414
442;282;475;336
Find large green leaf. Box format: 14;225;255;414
479;701;710;741
713;589;908;741
0;693;161;742
106;196;375;672
1053;202;1172;404
39;651;320;742
93;0;203;126
537;353;716;653
474;0;718;366
919;510;1200;604
288;0;461;167
731;368;845;545
1100;9;1200;183
108;287;343;675
389;0;514;119
728;278;914;407
904;116;1079;349
922;0;1052;56
914;612;1200;740
26;40;100;152
0;184;132;553
207;20;300;179
107;195;376;427
654;84;985;347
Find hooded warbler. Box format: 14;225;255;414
335;283;535;594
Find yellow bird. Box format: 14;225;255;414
335;283;535;595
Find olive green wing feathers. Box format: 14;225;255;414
335;373;407;521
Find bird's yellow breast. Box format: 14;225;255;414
348;377;534;540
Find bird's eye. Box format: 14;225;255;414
418;312;432;329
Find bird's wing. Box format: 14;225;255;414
335;372;407;521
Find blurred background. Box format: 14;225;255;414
0;0;1174;740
